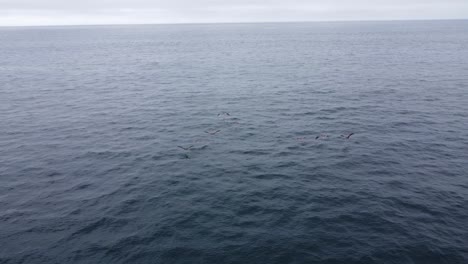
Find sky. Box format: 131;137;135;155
0;0;467;26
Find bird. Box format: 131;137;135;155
342;133;355;139
178;145;193;151
217;112;230;117
205;129;221;135
316;134;329;140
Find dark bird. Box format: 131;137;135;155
178;145;193;151
316;134;329;140
344;133;355;139
205;129;221;135
218;112;230;117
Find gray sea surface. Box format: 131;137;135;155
1;20;468;263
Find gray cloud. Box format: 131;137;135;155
1;0;467;26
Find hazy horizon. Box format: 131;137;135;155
1;18;468;28
1;0;467;27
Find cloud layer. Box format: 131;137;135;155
1;0;467;26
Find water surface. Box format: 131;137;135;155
1;21;468;263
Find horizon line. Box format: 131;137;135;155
1;17;467;28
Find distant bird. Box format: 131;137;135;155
217;112;231;117
178;145;193;151
205;129;221;135
342;133;355;139
316;134;329;140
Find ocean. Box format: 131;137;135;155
1;20;468;263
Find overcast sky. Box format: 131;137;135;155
1;0;467;26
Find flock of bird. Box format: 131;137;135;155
177;112;354;159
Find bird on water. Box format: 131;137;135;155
315;134;329;140
178;145;193;151
205;129;221;135
343;133;355;139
